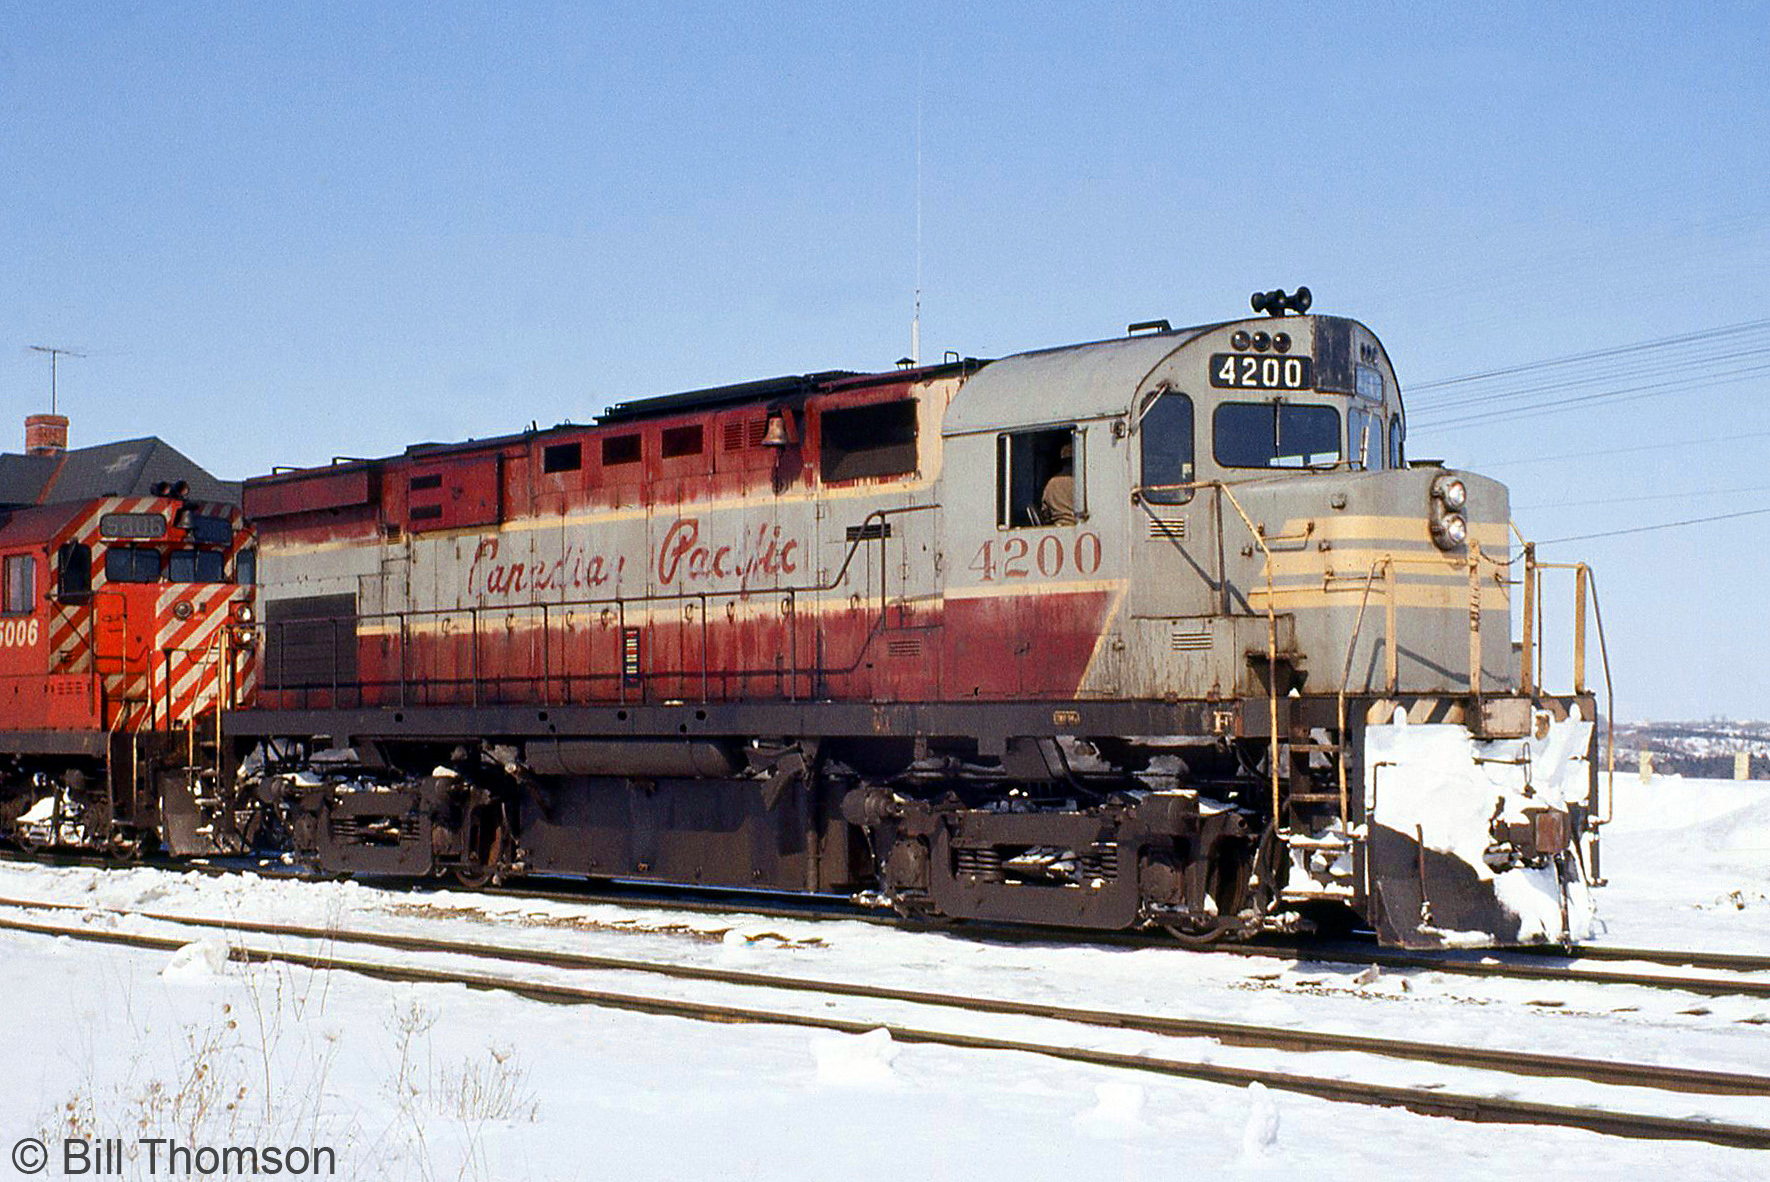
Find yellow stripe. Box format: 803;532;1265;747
1248;583;1509;611
1266;514;1510;548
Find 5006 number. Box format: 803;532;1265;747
969;532;1102;582
0;618;41;648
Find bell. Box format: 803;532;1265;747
761;412;791;448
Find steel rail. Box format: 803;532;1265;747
0;910;1765;1150
472;880;1770;988
6;851;1770;987
1;897;1767;1103
465;879;1770;996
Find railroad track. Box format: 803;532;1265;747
7;849;1770;994
460;878;1770;997
0;897;1766;1149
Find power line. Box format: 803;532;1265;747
1407;318;1770;393
1464;428;1770;468
1536;505;1770;546
1409;340;1770;413
1515;482;1770;511
1411;360;1770;429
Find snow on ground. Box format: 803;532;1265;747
0;774;1765;1179
1600;774;1770;954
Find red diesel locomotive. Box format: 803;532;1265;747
0;416;257;857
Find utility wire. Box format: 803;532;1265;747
1515;482;1770;510
1409;341;1770;413
1459;428;1770;468
1408;318;1770;393
1411;361;1770;428
1536;505;1770;545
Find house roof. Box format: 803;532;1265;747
0;436;240;509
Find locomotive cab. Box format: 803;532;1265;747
933;306;1600;947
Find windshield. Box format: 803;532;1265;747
168;549;227;583
1214;402;1342;469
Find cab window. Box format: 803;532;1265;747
1139;391;1194;504
57;543;91;599
996;426;1080;527
1348;407;1383;470
168;549;227;583
1389;417;1405;469
2;555;33;614
235;547;257;587
104;547;162;584
1214;402;1342;469
187;514;233;546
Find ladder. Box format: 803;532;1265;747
1278;724;1358;903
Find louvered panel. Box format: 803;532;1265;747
1170;620;1213;652
1147;513;1188;540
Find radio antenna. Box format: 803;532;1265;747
911;54;923;367
28;345;85;415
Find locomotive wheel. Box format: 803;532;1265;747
452;812;509;889
1162;918;1234;947
1162;821;1281;948
103;829;145;866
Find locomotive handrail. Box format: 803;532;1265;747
1212;482;1284;831
1531;558;1616;832
1336;557;1396;824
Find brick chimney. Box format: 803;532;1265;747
25;413;69;456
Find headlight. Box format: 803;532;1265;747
1434;475;1467;511
1431;512;1468;549
235;602;255;624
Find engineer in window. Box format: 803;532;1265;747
1041;442;1076;526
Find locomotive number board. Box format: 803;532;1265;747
1209;353;1313;391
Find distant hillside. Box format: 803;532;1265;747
1611;719;1770;780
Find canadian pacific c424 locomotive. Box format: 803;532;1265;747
2;294;1611;948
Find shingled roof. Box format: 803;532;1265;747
0;436;241;509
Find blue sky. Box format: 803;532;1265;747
3;2;1767;719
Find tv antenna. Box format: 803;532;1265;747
28;345;85;414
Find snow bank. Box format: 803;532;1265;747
160;938;231;983
1240;1081;1280;1158
810;1027;900;1087
1075;1082;1148;1137
1600;774;1770;952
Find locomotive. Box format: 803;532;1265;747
1;293;1610;948
0;417;257;858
